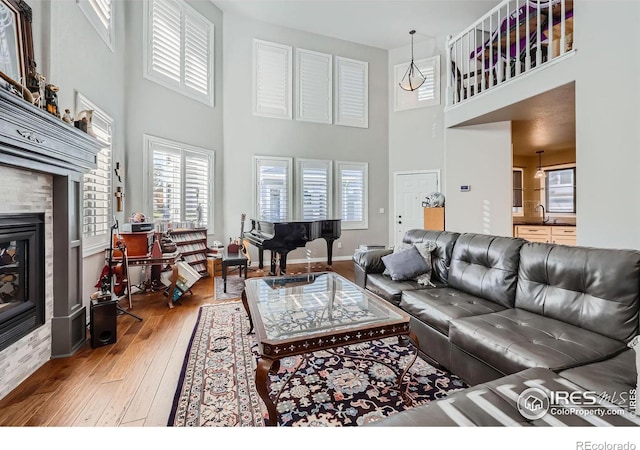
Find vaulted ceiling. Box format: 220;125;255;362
214;0;500;50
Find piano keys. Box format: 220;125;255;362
243;218;341;275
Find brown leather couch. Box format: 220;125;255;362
353;230;640;426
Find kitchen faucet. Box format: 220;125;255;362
535;204;549;223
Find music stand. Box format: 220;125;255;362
103;220;142;322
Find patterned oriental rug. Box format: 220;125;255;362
168;302;467;427
212;275;246;301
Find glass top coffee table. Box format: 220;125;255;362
241;272;419;426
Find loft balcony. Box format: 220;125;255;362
446;0;575;110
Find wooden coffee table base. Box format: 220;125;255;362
252;329;420;427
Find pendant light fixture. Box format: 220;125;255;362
534;150;546;178
399;30;426;91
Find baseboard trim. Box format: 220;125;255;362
284;255;353;265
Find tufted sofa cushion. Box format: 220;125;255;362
449;308;626;374
366;274;446;306
402;229;460;284
400;288;506;335
516;243;640;343
447;233;526;309
559;349;637;411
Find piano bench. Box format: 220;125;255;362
222;252;248;293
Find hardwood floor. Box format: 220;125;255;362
0;260;355;427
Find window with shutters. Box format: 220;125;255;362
296;49;332;124
77;93;113;255
512;168;524;216
335;56;368;128
254;156;292;221
394;55;441;111
144;135;214;230
144;0;214;106
77;0;115;51
336;161;368;229
253;39;292;120
296;159;332;220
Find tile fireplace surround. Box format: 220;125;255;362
0;89;102;399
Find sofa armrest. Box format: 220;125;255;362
353;248;391;289
353;248;392;272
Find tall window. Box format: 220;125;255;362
78;93;112;254
297;159;332;220
545;167;576;213
77;0;115;51
336;161;368;229
512;168;524;216
145;135;214;229
254;156;292;221
144;0;214;106
335;56;368;128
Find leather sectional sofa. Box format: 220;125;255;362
353;229;640;426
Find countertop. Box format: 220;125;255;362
514;223;576;227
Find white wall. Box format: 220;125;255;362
445;122;512;237
30;0;128;315
387;37;447;244
222;13;389;263
572;1;640;250
123;0;224;243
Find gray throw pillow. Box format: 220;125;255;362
381;245;430;281
383;242;412;276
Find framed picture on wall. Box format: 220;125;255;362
0;0;34;85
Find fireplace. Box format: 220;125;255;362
0;214;45;352
0;88;102;400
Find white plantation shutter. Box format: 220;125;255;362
77;0;114;51
296;49;332;124
394;56;441;111
151;143;183;223
337;161;368;229
149;0;182;85
145;0;214;106
78;94;112;254
335;56;368;128
184;8;212;98
297;159;332;220
146;135;214;229
255;156;292;221
253;40;292;119
184;152;211;226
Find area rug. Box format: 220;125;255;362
168;302;468;427
213;275;246;301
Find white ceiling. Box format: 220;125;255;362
213;0;500;50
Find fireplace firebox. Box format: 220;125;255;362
0;214;45;352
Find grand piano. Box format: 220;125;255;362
243;218;341;275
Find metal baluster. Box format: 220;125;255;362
560;0;566;56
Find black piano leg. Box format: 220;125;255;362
280;252;288;275
270;251;277;276
324;238;337;267
259;248;264;270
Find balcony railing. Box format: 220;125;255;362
446;0;574;107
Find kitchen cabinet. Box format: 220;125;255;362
514;225;576;245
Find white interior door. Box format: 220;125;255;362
394;171;439;244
